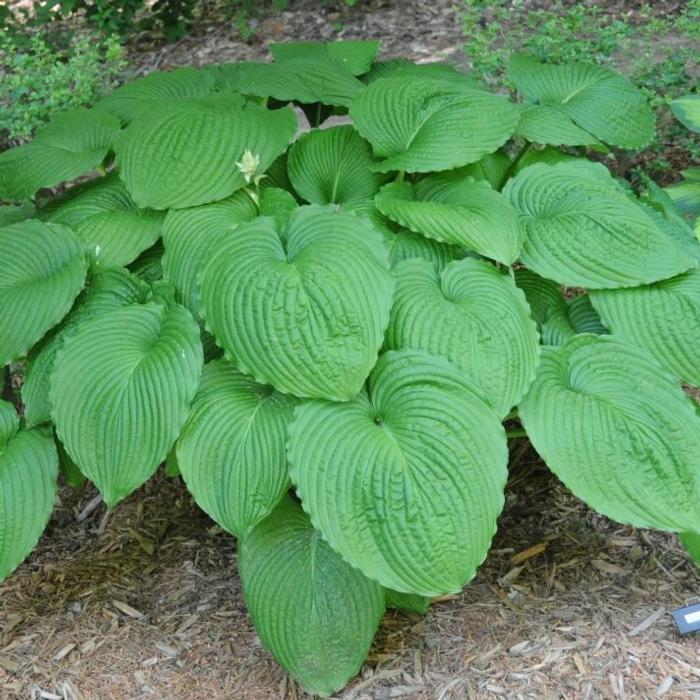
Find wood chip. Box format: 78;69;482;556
511;542;548;565
0;657;17;673
112;601;144;619
628;607;665;637
53;643;76;662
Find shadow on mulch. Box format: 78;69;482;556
1;440;698;699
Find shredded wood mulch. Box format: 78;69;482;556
2;441;699;699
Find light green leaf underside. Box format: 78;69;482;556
508;54;654;148
289;349;508;595
515;104;598;146
162;191;258;317
0;220;87;366
114;95;297;209
590;268;700;386
350;77;520;173
201;207;394;401
211;59;365;107
680;532;700;566
343;201;463;272
270;40;379;76
240;497;384;697
0;109;120;201
385;589;431;614
0;412;58;581
519;334;700;534
505;161;695;288
23;267;149;427
177;359;298;537
51;302;203;507
95;67;216;123
671;95;700;133
44;174;165;267
375;176;523;264
386;259;539;417
288;126;384;205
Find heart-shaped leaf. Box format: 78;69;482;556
114;95;297;209
270;40;379;76
177;359;298;537
0;109;120;201
350;76;519;173
504;161;695;287
201;206;394;401
375;175;523;264
386;258;540;417
51;301;203;506
519;335;700;534
0;220;87;366
240;497;384;697
289;349;508;595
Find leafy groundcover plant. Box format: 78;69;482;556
1;40;699;696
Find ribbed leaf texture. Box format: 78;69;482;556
0;109;120;201
0;202;36;227
114;95;297;209
51;302;203;506
515;105;598;146
201;206;394;401
95;67;216;123
239;497;385;697
23;268;149;427
504;161;695;287
0;220;87;366
270;40;379;76
0;401;58;581
210;59;365;107
385;589;431;614
343;201;464;272
177;359;298;537
591;268;700;385
508;54;655;148
362;60;483;89
350;77;520;172
44;174;165;267
385;259;540;417
670;95;700;133
375;175;523;264
520;335;700;534
162;191;258;317
289;349;508;595
288;126;385;204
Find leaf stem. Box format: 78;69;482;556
396;170;406;183
503;408;519;421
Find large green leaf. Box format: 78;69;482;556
385;589;430;614
508;54;654;148
344;200;463;272
350;76;519;173
211;59;365;107
201;207;394;401
289;349;508;595
514;104;598;146
385;259;539;417
23;268;149;427
504;161;695;287
0;109;120;201
239;497;384;697
0;201;36;227
454;151;512;190
288;126;384;205
43;174;165;268
375;175;523;264
95;67;216;123
0;220;87;366
590;268;700;386
162;191;258;317
114;95;297;209
671;95;700;133
51;301;203;506
0;401;58;581
176;359;298;537
519;335;700;534
362;59;483;89
270;40;380;76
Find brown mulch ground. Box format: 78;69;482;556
2;443;699;699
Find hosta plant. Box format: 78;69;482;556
1;41;699;696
